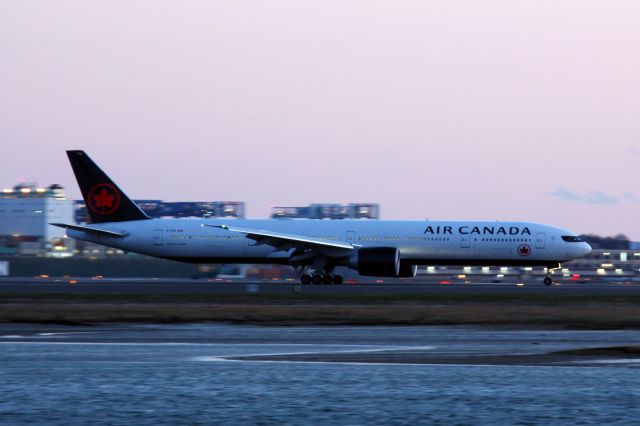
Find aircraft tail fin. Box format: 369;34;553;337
66;150;150;223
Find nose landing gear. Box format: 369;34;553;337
544;263;560;286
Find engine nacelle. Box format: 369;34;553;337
398;264;418;278
349;247;400;277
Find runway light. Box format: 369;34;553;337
615;269;623;273
597;268;606;274
497;274;504;278
427;266;436;272
601;263;613;268
36;188;46;193
457;274;466;279
68;280;78;284
516;283;525;287
2;188;12;193
524;267;533;271
482;267;490;272
20;188;31;193
463;266;472;272
439;280;451;285
500;267;509;272
38;274;49;278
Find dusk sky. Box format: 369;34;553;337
1;2;639;237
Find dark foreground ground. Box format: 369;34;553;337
2;278;640;328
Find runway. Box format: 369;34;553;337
1;323;639;366
2;277;640;296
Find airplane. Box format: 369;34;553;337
52;150;592;285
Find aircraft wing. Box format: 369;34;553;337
202;224;356;251
50;223;129;238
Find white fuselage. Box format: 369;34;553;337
67;219;591;267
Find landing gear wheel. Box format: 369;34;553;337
301;274;311;284
544;276;553;286
312;274;322;285
322;274;334;285
333;274;343;285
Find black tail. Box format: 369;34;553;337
67;150;150;223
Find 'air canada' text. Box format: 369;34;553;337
424;226;532;235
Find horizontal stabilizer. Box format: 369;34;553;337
50;223;128;238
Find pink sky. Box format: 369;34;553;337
1;1;640;237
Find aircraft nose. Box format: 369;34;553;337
581;242;592;256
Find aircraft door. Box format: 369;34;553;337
153;229;163;246
536;233;545;249
460;235;470;248
346;231;356;245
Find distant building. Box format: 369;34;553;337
630;242;640;251
0;183;74;256
74;200;245;223
580;234;632;250
271;203;379;220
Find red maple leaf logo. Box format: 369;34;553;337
93;189;115;209
87;183;120;215
518;244;531;256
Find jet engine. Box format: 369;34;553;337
349;247;400;277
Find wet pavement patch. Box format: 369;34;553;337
225;346;640;367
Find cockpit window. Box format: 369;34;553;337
562;236;583;242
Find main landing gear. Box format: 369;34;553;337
300;272;344;285
543;276;553;286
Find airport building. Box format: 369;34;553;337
0;183;74;256
74;200;245;223
271;203;379;220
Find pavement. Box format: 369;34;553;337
2;323;640;367
2;277;640;296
